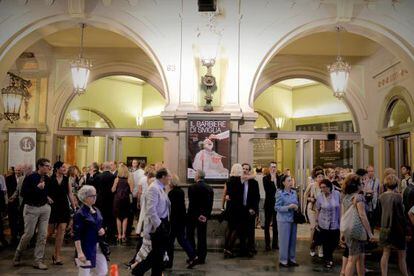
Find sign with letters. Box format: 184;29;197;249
187;114;230;180
8;131;36;169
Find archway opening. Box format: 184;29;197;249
59;75;166;168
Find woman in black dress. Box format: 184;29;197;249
223;163;245;258
48;161;77;264
112;164;133;244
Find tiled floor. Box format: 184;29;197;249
0;234;403;276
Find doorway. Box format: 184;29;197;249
385;133;411;177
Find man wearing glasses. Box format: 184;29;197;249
13;158;52;270
263;162;279;251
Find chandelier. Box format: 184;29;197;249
70;23;92;95
1;72;32;123
327;25;351;99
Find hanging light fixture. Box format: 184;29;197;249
327;25;351;99
1;72;32;123
70;23;92;95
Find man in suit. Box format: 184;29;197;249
94;162;116;243
6;164;23;245
187;170;214;264
135;167;171;276
239;163;260;257
263;161;279;251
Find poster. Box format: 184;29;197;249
187;115;230;180
8;131;37;169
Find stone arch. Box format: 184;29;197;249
53;66;166;133
253;66;363;133
63;107;116;129
0;15;170;104
254;109;276;129
248;18;414;126
378;86;414;132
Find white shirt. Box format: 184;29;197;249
243;180;249;206
132;168;145;197
256;173;265;199
144;179;170;235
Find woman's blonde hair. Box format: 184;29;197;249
171;174;180;187
117;164;130;178
230;163;243;177
384;174;399;190
384;167;396;178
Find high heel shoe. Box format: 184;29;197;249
223;249;234;259
52;255;63;265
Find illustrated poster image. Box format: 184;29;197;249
187;118;230;180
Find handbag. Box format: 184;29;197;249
340;196;367;241
98;236;111;261
293;210;306;224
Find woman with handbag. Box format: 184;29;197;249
341;174;374;276
304;167;324;257
275;174;299;267
73;185;108;276
315;179;341;269
378;174;408;276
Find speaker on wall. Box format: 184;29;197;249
327;133;337;140
82;130;92;136
141;131;150;138
269;133;278;140
198;0;217;12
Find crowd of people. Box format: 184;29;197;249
0;158;414;276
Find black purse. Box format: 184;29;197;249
293;210;306;224
98;237;111;261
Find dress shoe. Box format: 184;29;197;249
13;256;21;267
265;246;271;251
33;262;48;270
187;257;199;269
279;262;289;268
288;261;299;267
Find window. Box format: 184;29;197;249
385;99;411;128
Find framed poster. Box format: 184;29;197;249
187;114;230;181
126;156;147;167
8;130;37;169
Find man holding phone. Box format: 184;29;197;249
13;158;52;270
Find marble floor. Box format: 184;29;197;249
0;235;403;276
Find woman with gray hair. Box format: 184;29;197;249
73;185;108;276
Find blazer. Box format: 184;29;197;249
5;173;17;198
275;189;298;223
187;180;214;220
73;205;103;268
168;186;187;227
244;178;260;214
94;171;115;212
263;174;279;209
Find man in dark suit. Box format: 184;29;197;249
187;170;214;264
240;163;260;257
93;162;116;242
263;161;279;251
6;165;23;245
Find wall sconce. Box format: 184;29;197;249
0;72;32;123
274;117;285;130
136;115;144;127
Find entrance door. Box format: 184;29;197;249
385;133;411;177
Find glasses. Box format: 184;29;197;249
87;194;97;198
243;168;250;171
320;185;327;189
42;163;51;168
270;166;276;168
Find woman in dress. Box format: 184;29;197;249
379;174;409;276
112;164;133;244
304;166;324;257
341;174;374;276
223;163;244;258
315;179;341;269
74;185;108;276
275;174;299;267
48;161;77;264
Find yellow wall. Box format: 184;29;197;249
122;137;164;165
65;77;165;129
254;83;353;176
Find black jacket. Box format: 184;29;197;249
244;178;260;214
263;174;279;209
168;186;187;227
187;180;214;220
5;174;17;198
94;171;115;212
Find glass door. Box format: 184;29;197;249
385;133;411;177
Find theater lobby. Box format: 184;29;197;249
0;0;414;275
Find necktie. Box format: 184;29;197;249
243;181;248;206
